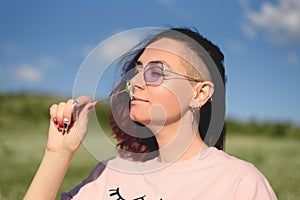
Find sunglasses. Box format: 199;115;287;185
121;61;203;86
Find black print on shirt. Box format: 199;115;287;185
109;187;163;200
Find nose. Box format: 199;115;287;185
130;70;146;90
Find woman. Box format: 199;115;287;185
24;28;277;199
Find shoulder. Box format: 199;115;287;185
210;148;269;182
208;147;262;174
208;148;277;199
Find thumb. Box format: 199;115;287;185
72;97;97;139
77;100;98;123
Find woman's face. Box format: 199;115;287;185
129;38;195;127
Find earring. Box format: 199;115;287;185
191;106;200;133
191;107;196;124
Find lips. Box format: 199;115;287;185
131;96;149;102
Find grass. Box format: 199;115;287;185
0;94;299;199
1;129;299;199
0;125;98;200
226;133;300;200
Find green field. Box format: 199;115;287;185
0;94;299;199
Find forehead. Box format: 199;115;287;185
140;37;212;82
138;38;188;71
147;38;186;52
143;38;186;59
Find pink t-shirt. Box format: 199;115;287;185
65;147;277;200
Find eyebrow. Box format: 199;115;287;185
136;60;174;70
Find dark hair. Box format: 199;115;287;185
109;27;226;161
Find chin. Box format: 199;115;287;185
129;112;151;126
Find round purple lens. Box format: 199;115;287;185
144;64;164;85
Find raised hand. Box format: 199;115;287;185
47;96;97;155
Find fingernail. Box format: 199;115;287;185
53;118;58;127
63;118;69;133
63;118;69;124
58;121;64;129
53;118;58;124
88;101;98;111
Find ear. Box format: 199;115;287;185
190;81;214;108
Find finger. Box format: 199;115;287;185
77;101;97;123
75;96;92;108
56;102;66;130
82;101;97;114
72;96;92;120
64;99;74;121
63;99;74;133
49;104;58;119
74;100;97;140
49;104;58;127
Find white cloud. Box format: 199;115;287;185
241;23;256;39
12;55;58;83
94;31;141;63
243;0;300;45
14;64;43;82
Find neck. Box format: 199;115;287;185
148;111;207;163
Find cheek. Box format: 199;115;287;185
163;80;194;109
157;89;180;111
150;81;193;120
129;81;194;125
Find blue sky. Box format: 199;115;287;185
0;0;299;124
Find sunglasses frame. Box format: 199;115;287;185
122;61;203;86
